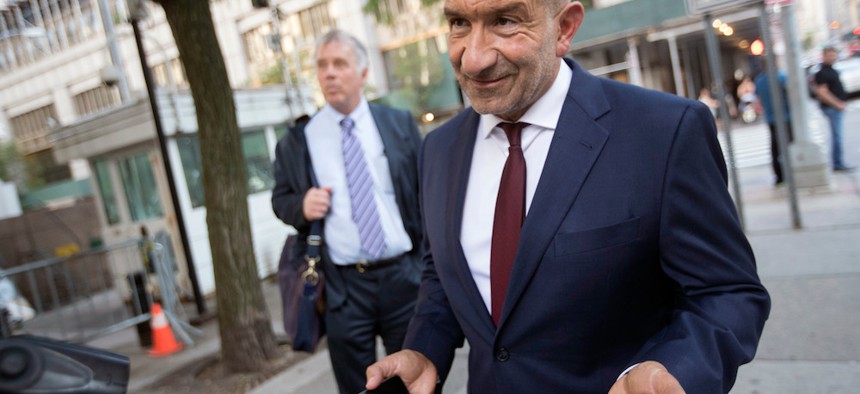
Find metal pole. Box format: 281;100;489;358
96;0;130;103
145;37;183;132
667;34;685;96
703;13;745;229
130;18;207;316
268;3;298;119
759;4;802;229
780;3;811;144
626;38;643;87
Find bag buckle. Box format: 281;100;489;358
302;267;319;286
307;235;322;246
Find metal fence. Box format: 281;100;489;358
0;238;196;344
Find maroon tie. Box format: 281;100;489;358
491;122;528;326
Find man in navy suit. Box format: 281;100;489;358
366;0;770;393
272;30;423;394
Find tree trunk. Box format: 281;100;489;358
152;0;280;372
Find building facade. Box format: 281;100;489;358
0;0;461;297
1;0;851;296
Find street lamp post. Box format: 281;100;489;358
267;3;300;120
96;0;131;103
128;2;207;316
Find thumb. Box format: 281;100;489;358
366;358;395;390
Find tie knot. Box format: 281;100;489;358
498;122;527;147
340;117;355;133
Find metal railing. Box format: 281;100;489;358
0;238;199;345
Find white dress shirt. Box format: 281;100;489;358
460;59;573;314
305;99;412;265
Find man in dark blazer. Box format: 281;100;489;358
366;1;770;393
272;29;422;394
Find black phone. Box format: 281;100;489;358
359;376;409;394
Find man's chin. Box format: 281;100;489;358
469;101;515;117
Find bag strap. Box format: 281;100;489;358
302;125;323;286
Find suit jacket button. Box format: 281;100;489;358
496;348;510;362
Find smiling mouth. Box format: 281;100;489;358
468;76;506;88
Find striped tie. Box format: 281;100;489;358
340;117;386;258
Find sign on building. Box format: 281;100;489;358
685;0;763;15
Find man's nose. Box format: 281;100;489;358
458;28;496;77
318;64;334;78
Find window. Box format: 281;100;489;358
274;125;288;142
73;85;121;117
152;58;188;88
242;24;276;65
118;152;163;221
298;3;333;43
9;105;58;154
381;36;460;113
242;130;274;194
172;59;188;86
378;0;409;20
93;159;120;224
176;130;274;207
176;135;205;208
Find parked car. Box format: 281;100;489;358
807;57;860;96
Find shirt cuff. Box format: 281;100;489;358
617;363;640;381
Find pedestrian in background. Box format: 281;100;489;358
366;0;770;393
754;68;794;185
698;86;720;120
815;46;854;171
271;29;423;394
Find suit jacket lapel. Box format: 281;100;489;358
446;111;498;334
499;60;611;328
370;105;404;181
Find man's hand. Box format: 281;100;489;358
366;350;438;394
302;187;331;221
608;361;685;394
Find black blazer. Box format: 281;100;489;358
272;103;423;308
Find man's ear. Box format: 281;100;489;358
556;2;585;57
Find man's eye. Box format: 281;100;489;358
449;18;467;28
498;17;515;27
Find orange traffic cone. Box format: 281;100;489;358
148;303;183;357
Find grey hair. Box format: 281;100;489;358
314;29;369;73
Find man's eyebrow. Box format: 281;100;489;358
443;6;462;19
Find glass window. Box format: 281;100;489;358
298;3;333;43
73;85;121;117
177;135;205;208
176;131;274;205
243;130;275;194
93;159;120;224
381;36;461;113
274;125;288;142
118;153;163;221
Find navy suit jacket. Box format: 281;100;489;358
404;59;770;393
271;103;423;309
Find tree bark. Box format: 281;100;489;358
152;0;280;372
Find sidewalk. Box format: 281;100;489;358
731;166;860;392
111;161;860;393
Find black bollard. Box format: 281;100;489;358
126;271;152;348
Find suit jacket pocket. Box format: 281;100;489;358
554;217;641;255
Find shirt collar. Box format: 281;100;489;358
322;97;370;125
478;58;573;139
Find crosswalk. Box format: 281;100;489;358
716;104;843;169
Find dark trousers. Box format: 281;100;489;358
768;122;794;184
326;257;420;394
